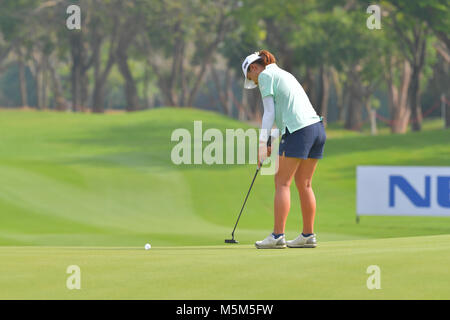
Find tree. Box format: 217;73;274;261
380;0;443;132
387;7;428;131
138;0;237;108
389;0;450;51
0;0;40;108
0;32;13;70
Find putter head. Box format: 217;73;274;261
225;239;238;244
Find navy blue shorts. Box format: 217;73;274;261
278;121;327;159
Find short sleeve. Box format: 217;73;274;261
258;72;274;98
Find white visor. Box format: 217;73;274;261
242;52;261;89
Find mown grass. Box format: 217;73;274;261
0;108;449;299
0;108;449;246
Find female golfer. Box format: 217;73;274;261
241;50;326;249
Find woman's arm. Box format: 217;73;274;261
260;95;275;143
258;95;275;167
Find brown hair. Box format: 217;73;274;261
253;50;276;67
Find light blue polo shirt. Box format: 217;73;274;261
258;64;322;135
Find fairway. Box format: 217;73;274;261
1;235;450;299
0;109;449;300
0;109;449;247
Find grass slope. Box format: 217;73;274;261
0;108;449;246
0;108;449;299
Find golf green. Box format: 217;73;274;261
0;108;449;299
1;234;449;299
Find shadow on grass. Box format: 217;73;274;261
324;128;450;158
54;112;450;172
55;120;259;171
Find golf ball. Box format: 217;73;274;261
145;243;151;250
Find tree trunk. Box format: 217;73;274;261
17;48;28;107
386;59;411;134
345;91;363;131
304;68;318;111
116;48;140;111
211;66;232;115
239;87;248;121
30;55;43;110
317;65;330;127
48;57;68;111
146;55;175;107
443;94;450;129
143;63;153;109
41;57;48;109
392;18;428;132
341;81;350;124
92;79;106;113
92;33;116;113
71;63;80;112
345;66;364;131
409;66;423;131
179;39;187;107
36;72;42;110
408;31;427;132
446;103;450;129
330;67;345;123
80;72;89;111
365;100;377;135
370;108;377;135
115;16;141;112
247;89;262;123
70;33;83;112
303;68;313;101
225;68;233;117
0;44;12;66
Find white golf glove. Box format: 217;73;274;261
258;140;270;167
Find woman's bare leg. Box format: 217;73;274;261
294;158;319;234
273;155;301;234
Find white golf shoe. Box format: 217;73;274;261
286;233;317;248
255;234;286;249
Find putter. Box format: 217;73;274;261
225;137;271;244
